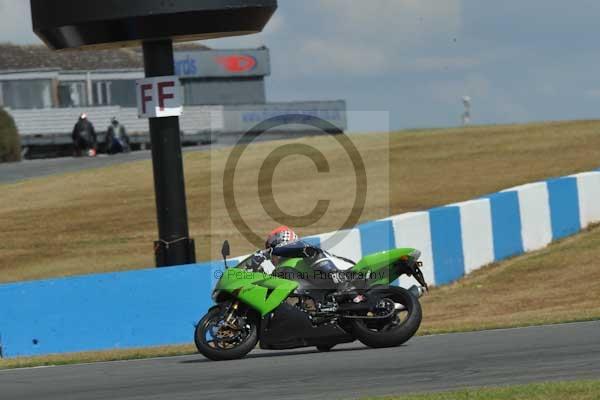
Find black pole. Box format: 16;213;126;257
142;39;196;267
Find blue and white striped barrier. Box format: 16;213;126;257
1;171;599;357
306;171;600;287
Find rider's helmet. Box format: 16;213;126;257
265;226;298;249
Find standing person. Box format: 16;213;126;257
72;113;97;157
106;117;131;155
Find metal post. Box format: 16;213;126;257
142;39;196;267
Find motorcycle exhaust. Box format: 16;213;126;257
392;286;426;312
340;286;427;316
408;285;427;299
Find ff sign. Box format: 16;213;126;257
136;76;183;118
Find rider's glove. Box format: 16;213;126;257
248;251;267;272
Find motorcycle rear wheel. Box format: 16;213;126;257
195;305;258;361
348;286;422;348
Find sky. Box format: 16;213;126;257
2;0;600;132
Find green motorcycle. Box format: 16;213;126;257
195;240;428;361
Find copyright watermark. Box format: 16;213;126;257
208;111;391;259
212;268;389;289
213;269;224;280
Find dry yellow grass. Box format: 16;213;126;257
421;224;600;334
1;119;600;283
0;344;196;369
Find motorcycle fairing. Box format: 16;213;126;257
215;247;420;316
259;302;354;350
214;270;299;316
351;248;419;286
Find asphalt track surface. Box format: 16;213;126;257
0;145;220;185
1;321;599;400
0;132;333;184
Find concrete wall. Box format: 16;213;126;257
1;171;598;358
9;101;347;148
222;100;348;133
0;265;217;357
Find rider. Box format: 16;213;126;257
264;225;299;268
250;226;342;282
246;226;296;271
72;113;97;157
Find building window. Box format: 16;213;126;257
93;81;112;105
58;82;87;107
2;79;54;109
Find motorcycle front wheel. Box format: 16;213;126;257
348;286;422;348
194;304;259;361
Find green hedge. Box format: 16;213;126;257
0;107;21;162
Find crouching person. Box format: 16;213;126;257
106;117;131;155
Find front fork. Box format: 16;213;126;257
225;301;240;324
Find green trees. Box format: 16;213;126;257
0;107;21;162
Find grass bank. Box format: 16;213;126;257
420;223;600;335
2;119;600;283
